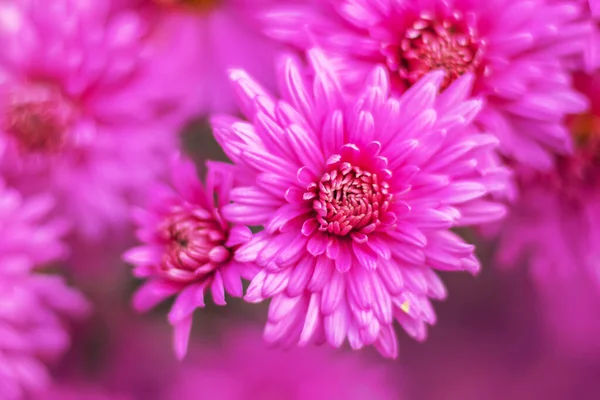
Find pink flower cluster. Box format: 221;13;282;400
1;0;600;398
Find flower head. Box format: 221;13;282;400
168;326;402;399
123;156;257;359
0;0;199;239
211;50;508;357
262;0;591;170
0;181;90;399
494;72;600;286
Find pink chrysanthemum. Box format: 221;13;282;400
211;51;509;358
0;0;200;239
0;181;90;399
262;0;591;170
494;72;600;287
119;0;293;114
123;157;257;359
169;326;401;399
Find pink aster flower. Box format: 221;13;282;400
0;0;200;239
494;72;600;288
262;0;591;170
211;51;509;358
123;156;257;359
169;325;401;399
0;181;90;399
119;0;296;114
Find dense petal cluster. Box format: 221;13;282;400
0;0;201;239
0;181;89;399
211;51;508;357
168;326;401;399
123;156;257;359
261;0;591;170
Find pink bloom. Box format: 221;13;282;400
262;0;590;170
0;0;199;239
121;0;294;114
123;156;257;359
169;326;402;399
211;51;508;358
0;181;90;399
494;72;600;287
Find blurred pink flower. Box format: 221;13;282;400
0;181;90;399
494;72;600;287
211;50;508;358
261;0;590;170
0;0;200;239
123;156;258;359
169;326;401;400
122;0;295;114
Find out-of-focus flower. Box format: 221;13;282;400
123;156;257;359
261;0;590;170
0;0;200;239
494;72;600;286
169;326;401;399
0;181;90;399
492;72;600;357
121;0;294;114
211;50;508;358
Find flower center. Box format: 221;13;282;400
153;0;218;11
307;162;393;236
159;208;230;282
387;14;483;90
3;87;72;155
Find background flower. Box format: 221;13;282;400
0;180;90;399
0;0;199;239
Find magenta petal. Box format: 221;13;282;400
245;270;267;303
326;236;340;259
321;271;345;315
262;269;291;298
133;280;181;312
352;241;378;271
168;284;202;324
173;315;193;361
308;256;334;292
375;324;398;359
334;241;352;273
211;272;227;305
220;264;244;298
225;225;253;247
286;257;315;297
307;233;328;256
324;303;349;348
299;292;322;346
